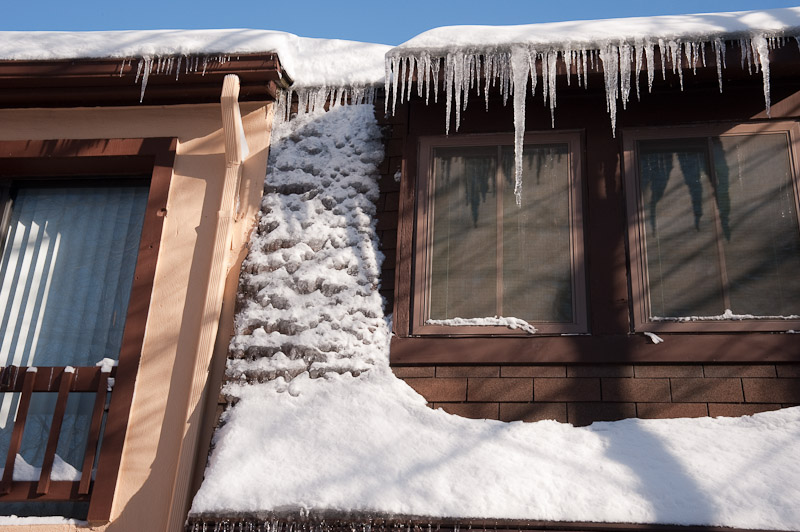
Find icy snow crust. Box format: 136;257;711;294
0;29;389;89
227;104;388;382
192;105;800;530
386;7;800;204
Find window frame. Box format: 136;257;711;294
412;131;587;336
0;137;174;522
623;121;800;333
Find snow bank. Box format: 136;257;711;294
386;7;800;204
193;370;800;530
0;29;389;89
192;102;800;531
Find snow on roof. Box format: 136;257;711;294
0;29;390;88
391;7;800;52
193;369;800;530
190;102;800;532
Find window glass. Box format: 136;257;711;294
0;181;148;519
428;142;575;325
0;182;149;367
637;134;800;320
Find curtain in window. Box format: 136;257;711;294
0;182;148;486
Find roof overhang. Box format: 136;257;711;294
0;52;291;108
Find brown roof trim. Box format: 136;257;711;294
185;514;779;532
0;53;290;107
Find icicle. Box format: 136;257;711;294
540;52;549;107
462;54;471;113
418;53;427;99
644;40;655;93
398;57;407;106
751;33;772;117
454;53;466;130
444;54;454;135
383;55;392;114
658;38;667;80
499;53;511;107
138;56;152;103
670;41;684;90
564;45;573;86
391;56;400;113
425;54;434;104
431;56;441;103
619;42;632;110
511;47;529;206
546;50;558;126
529;50;538;101
600;43;620;136
634;42;643;101
740;38;753;74
713;38;726;93
175;56;182;80
581;48;589;89
700;41;707;68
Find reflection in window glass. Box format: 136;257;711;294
429;144;574;323
638;134;800;318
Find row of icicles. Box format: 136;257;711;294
116;53;377;122
187;516;487;532
385;34;797;205
117;54;235;102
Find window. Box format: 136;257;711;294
0;138;173;521
624;122;800;332
413;132;587;335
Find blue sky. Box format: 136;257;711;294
3;0;799;45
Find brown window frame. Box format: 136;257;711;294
623;121;800;333
412;132;587;336
0;137;174;522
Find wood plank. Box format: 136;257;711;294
79;371;108;495
0;481;88;502
37;368;76;495
0;369;37;494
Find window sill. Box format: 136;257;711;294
390;333;800;364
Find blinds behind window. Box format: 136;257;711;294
0;181;148;482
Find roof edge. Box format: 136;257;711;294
0;53;291;108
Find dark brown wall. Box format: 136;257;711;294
394;363;800;426
374;104;405;312
375;48;800;426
